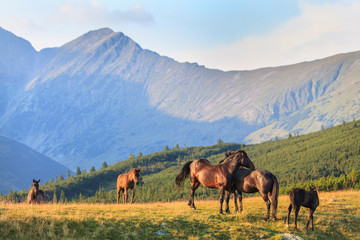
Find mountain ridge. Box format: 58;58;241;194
0;27;359;169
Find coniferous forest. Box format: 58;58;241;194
2;119;360;203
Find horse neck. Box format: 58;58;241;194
127;172;135;182
30;187;36;197
222;158;241;174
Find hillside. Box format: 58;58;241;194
0;135;70;194
0;27;359;170
6;120;359;203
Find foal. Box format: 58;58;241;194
117;168;141;204
286;187;319;230
27;179;46;204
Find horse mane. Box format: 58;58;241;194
219;150;245;164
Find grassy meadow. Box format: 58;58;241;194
1;190;359;239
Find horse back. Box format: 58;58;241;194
117;173;134;189
290;188;306;206
192;158;229;188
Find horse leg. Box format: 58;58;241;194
131;188;135;204
123;188;127;204
294;205;301;231
219;186;225;214
233;191;239;213
117;188;121;204
306;208;314;231
225;190;231;214
261;192;271;221
189;180;200;210
286;204;292;228
238;192;243;213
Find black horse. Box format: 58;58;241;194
286;187;319;230
175;150;255;214
226;168;279;220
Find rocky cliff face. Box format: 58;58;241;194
0;27;359;170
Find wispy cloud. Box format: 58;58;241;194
49;1;154;25
181;1;360;71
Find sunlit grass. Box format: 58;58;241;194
1;190;359;239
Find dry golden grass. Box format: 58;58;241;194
1;190;359;239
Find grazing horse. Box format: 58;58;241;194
175;150;255;214
226;168;279;220
117;168;141;204
286;187;319;231
27;179;46;204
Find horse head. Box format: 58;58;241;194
32;179;40;195
222;150;255;170
132;168;141;185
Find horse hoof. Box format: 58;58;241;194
272;217;277;221
263;218;269;222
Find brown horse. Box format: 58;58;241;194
226;168;279;220
286;187;319;231
27;179;46;204
175;150;255;214
117;168;141;204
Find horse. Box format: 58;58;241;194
27;179;46;204
117;168;141;204
286;187;319;231
226;168;279;220
175;150;255;214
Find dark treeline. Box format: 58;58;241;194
2;119;360;203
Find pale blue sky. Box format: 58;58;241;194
1;0;360;70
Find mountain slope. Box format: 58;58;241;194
0;27;359;170
0;135;70;194
9;120;359;202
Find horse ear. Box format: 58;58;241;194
33;179;36;183
38;179;40;183
225;150;231;157
137;168;141;172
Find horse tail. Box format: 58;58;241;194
270;174;279;219
175;161;193;188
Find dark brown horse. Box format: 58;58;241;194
226;168;279;220
117;168;141;204
286;187;319;231
27;179;46;204
175;150;255;214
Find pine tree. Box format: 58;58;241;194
102;161;108;169
67;170;70;179
53;192;58;203
59;190;65;203
90;166;96;172
59;175;64;181
76;167;81;176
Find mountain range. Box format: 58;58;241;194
0;27;359;170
